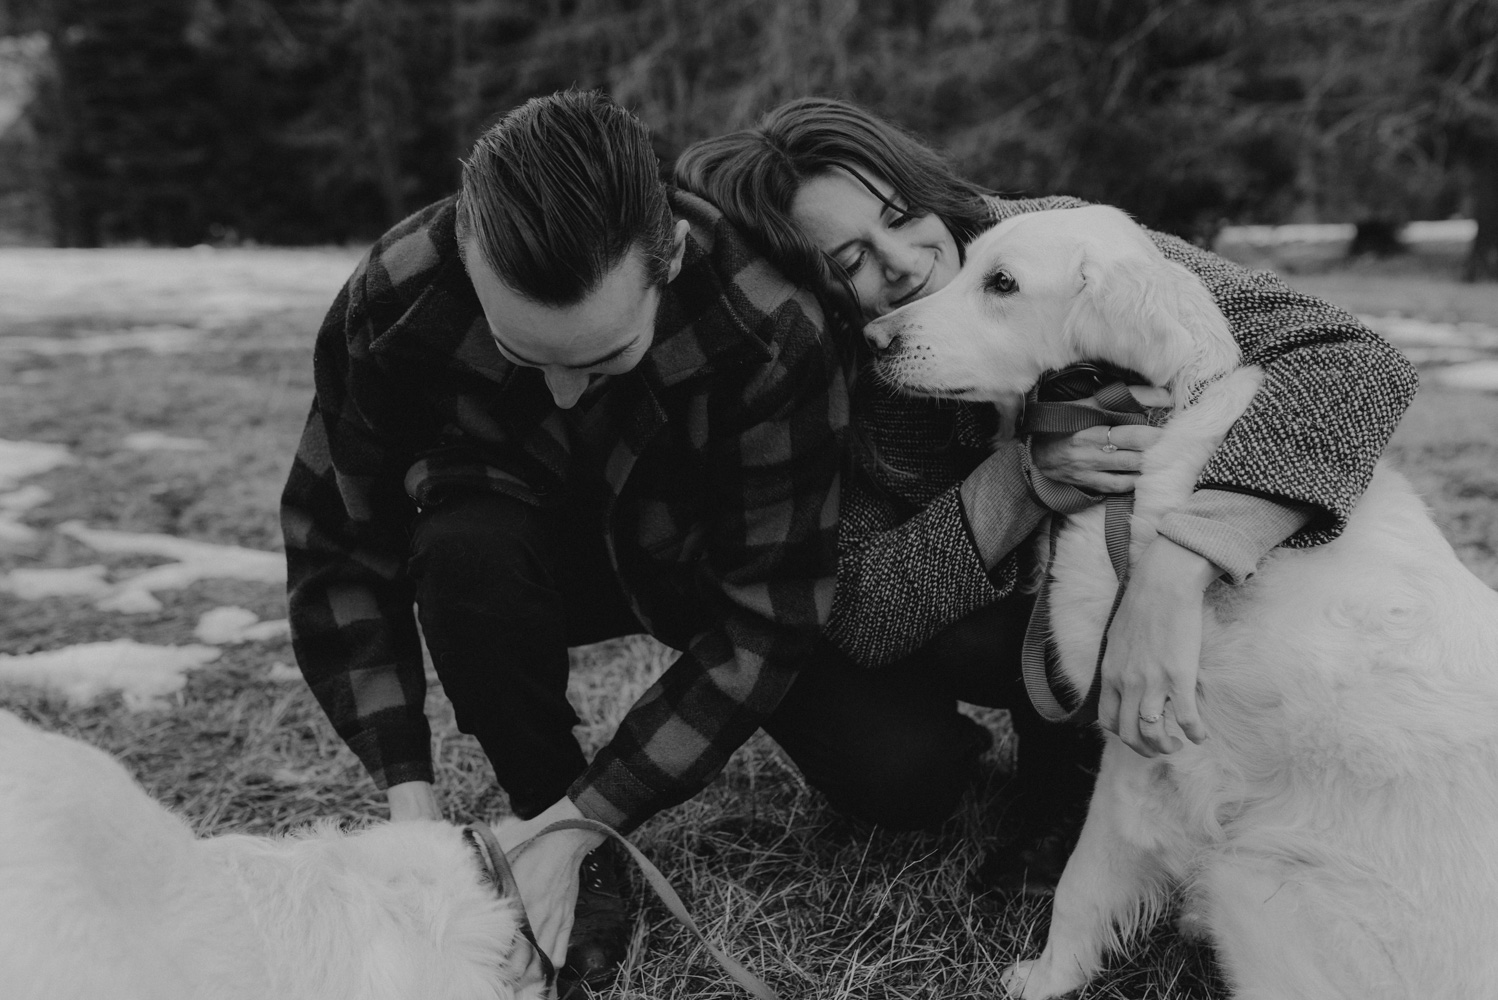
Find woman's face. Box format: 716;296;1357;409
790;166;960;322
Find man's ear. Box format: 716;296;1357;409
665;218;690;284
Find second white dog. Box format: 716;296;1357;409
0;709;539;1000
866;205;1498;999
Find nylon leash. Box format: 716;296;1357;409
463;823;559;992
1018;380;1154;724
467;818;785;1000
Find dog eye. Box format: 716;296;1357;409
984;269;1018;295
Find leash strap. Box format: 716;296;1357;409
1018;381;1149;724
498;818;785;1000
463;823;559;991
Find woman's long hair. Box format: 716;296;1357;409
675;97;1000;483
674;96;995;333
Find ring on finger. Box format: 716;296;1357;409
1100;426;1119;454
1138;710;1163;724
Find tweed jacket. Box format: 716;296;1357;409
827;196;1420;668
281;191;846;832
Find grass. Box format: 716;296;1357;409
1;246;1495;998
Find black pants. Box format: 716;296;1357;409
410;491;1098;828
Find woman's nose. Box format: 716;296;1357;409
879;237;924;280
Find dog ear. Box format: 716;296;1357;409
1065;250;1237;407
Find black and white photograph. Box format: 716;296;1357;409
1;2;1496;997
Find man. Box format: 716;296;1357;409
281;90;845;989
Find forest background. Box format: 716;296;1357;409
0;0;1495;278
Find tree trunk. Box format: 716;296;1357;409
1464;140;1498;282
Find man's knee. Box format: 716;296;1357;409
409;491;553;599
815;718;991;831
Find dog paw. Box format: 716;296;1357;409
1000;958;1085;999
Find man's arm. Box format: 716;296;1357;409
570;293;847;833
281;268;433;794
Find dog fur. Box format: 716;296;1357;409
0;709;539;1000
867;205;1498;999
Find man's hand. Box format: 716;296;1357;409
387;780;443;821
1097;536;1218;757
497;796;609;968
1031;386;1170;494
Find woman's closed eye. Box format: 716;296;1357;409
837;249;868;276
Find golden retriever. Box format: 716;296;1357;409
0;709;539;1000
865;205;1498;999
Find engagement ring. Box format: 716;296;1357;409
1138;711;1163;724
1100;426;1119;453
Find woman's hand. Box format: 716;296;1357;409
1097;536;1218;757
1031;386;1170;494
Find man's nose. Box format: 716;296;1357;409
544;369;589;409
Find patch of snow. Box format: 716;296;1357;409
0;247;363;327
266;660;302;683
0;564;110;600
1218;219;1476;248
0;639;221;711
0;485;50;512
122;431;212;452
0;439;73;490
194;606;290;645
0;521;38;545
1430;361;1498;392
1359;315;1498;350
0;326;205;356
57;521;285;613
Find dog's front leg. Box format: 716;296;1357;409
1002;739;1168;999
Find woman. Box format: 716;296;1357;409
674;98;1417;887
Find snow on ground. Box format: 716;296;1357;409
193;606;290;645
0;639;221;710
0;246;364;327
1218;219;1476;247
122;431;212;452
1359;314;1498;389
0;438;73;489
0;326;206;356
0;440;71;544
56;521;285;613
1429;360;1498;392
0;564;109;600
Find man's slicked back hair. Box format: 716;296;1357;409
457;90;675;307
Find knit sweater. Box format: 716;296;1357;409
826;196;1419;669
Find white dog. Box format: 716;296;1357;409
866;205;1498;999
0;709;540;1000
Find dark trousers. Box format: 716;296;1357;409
410;491;1098;828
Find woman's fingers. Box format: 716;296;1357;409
1099;424;1161;451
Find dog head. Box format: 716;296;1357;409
864;205;1238;410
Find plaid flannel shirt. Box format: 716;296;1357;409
828;196;1419;668
282;190;846;832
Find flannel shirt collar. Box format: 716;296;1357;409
370;192;806;392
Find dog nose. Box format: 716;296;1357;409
864;320;897;351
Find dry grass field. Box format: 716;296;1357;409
1;238;1495;999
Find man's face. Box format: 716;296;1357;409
464;225;686;409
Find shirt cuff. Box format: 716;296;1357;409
1157;489;1314;584
959;440;1048;570
346;720;435;791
